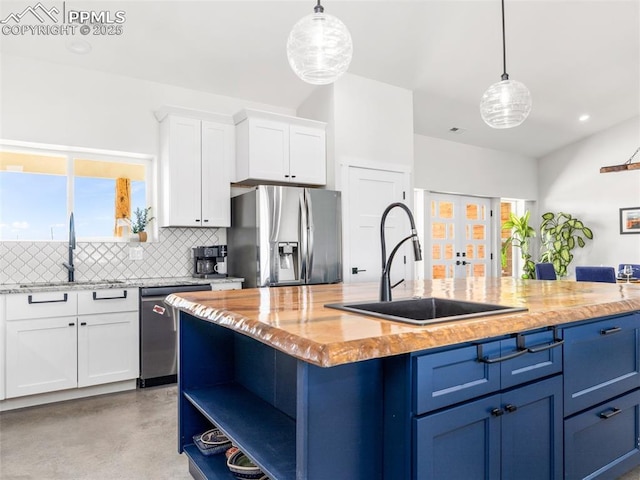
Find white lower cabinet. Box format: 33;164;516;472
77;311;138;387
6;315;78;397
4;288;139;399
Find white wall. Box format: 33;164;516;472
414;134;538;200
538;116;640;271
0;53;294;155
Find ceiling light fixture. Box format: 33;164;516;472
286;0;353;85
480;0;531;129
579;114;591;122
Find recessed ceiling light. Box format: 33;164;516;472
578;114;591;122
66;39;92;55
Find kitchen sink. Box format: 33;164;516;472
19;280;125;288
324;297;528;326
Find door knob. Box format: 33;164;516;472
352;267;367;274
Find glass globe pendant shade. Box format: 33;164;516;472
480;78;532;129
287;11;353;85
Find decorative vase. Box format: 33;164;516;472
138;231;147;242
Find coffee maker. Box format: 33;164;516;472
192;245;227;278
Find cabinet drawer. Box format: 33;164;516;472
6;292;77;320
78;288;138;314
564;388;640;480
414;340;501;414
563;313;640;415
501;329;563;389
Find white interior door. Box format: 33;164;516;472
346;167;408;284
427;193;492;279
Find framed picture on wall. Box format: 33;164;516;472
620;207;640;234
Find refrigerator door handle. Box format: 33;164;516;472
300;192;308;283
305;190;315;283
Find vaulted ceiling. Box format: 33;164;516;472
1;0;638;158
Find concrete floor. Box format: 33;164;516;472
0;386;190;480
1;386;639;480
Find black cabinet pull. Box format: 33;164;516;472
93;291;127;300
505;404;518;413
491;408;504;417
527;338;564;353
598;408;621;419
477;343;528;364
195;219;201;222
68;322;75;326
28;293;68;304
291;175;296;178
203;219;209;223
80;322;87;326
284;174;290;178
600;327;622;335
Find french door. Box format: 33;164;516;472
428;193;493;279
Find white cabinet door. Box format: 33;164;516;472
202;121;233;227
5;316;78;397
247;118;289;182
77;312;139;387
290;125;326;185
163;115;202;227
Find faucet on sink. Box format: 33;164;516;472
62;212;76;282
380;202;422;302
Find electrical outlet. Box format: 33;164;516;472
129;247;143;261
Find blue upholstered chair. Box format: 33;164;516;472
535;263;557;280
617;264;640;279
575;266;617;283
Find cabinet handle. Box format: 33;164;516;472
28;293;68;304
491;408;504;417
527;338;564;353
291;175;296;178
195;219;201;222
203;219;209;223
505;404;518;413
477;343;528;364
600;327;622;335
598;407;621;419
68;322;75;326
80;322;87;326
93;291;128;300
284;174;290;178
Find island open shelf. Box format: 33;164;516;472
184;384;296;480
178;313;384;480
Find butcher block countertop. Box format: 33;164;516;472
165;278;640;367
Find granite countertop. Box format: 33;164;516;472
0;276;244;294
165;278;640;367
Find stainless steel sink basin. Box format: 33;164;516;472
325;297;528;326
19;280;125;288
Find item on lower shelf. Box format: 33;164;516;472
226;450;265;479
193;428;232;456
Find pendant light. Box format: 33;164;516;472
287;0;353;85
480;0;532;129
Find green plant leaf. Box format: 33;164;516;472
568;236;575;249
560;248;571;262
541;212;554;220
577;236;585;248
583;227;593;239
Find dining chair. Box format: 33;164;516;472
575;266;617;283
617;264;640;279
535;263;557;280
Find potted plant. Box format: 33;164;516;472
501;211;536;279
539;212;593;277
130;206;155;242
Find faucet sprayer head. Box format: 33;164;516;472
69;212;76;249
411;231;422;261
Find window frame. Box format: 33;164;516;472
0;139;155;243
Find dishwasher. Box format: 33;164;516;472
138;284;212;387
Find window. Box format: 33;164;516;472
0;143;153;241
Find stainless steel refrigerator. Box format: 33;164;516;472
228;185;342;287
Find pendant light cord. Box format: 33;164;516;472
501;0;509;81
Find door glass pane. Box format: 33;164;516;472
466;204;478;220
444;244;454;259
466;244;474;259
439;202;453;219
433;265;446;279
473;224;485;240
478;245;485;259
432;245;441;260
432;223;446;239
473;264;485;277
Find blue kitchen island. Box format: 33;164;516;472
166;279;640;480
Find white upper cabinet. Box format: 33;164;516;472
234;109;326;186
158;109;234;227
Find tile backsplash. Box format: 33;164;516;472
0;228;225;284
